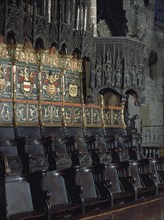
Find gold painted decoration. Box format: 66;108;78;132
73;107;81;124
42;104;61;125
85;106;101;127
93;109;101;125
0;103;12;124
0;63;12;98
113;110;121;126
104;109;112;125
15;103;39;125
0;43;83;73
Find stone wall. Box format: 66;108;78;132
123;0;164;128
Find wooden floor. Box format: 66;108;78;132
73;195;164;220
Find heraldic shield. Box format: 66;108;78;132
69;83;78;97
22;81;32;92
47;83;56;96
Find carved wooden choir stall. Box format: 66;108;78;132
0;1;164;220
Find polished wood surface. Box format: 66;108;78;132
75;195;164;220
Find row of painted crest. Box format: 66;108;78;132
0;43;125;128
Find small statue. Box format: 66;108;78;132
126;114;139;134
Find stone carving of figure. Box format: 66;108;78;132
124;63;131;88
115;56;122;88
126;114;139;134
95;56;102;88
124;58;132;88
131;64;137;87
137;64;144;89
105;50;112;85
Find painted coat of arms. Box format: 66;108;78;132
69;77;78;97
43;71;60;99
18;67;36;96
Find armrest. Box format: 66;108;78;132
103;179;112;188
127;176;137;184
42;190;50;200
75;184;83;194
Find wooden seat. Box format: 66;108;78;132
104;162;134;205
6;176;47;220
42;170;81;219
151;157;164;194
44;136;72;171
0;152;47;220
75;167;111;213
130;159;156;200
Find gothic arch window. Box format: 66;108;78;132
72;48;81;58
35;37;44;50
148;50;158;79
59;43;67;55
6;30;16;44
103;92;121;107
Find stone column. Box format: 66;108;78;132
90;0;97;36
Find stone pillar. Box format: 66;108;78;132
90;0;97;36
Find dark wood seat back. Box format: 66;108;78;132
22;143;48;173
6;177;34;216
76;169;97;199
42;172;69;205
130;163;142;188
131;159;155;188
0;145;22;175
105;164;121;193
54;141;72;171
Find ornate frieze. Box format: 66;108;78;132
0;41;126;129
41;104;61;126
0;102;13;125
0;63;12;99
15;102;39;126
64;104;82;127
85;105;101;127
90;37;145;102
